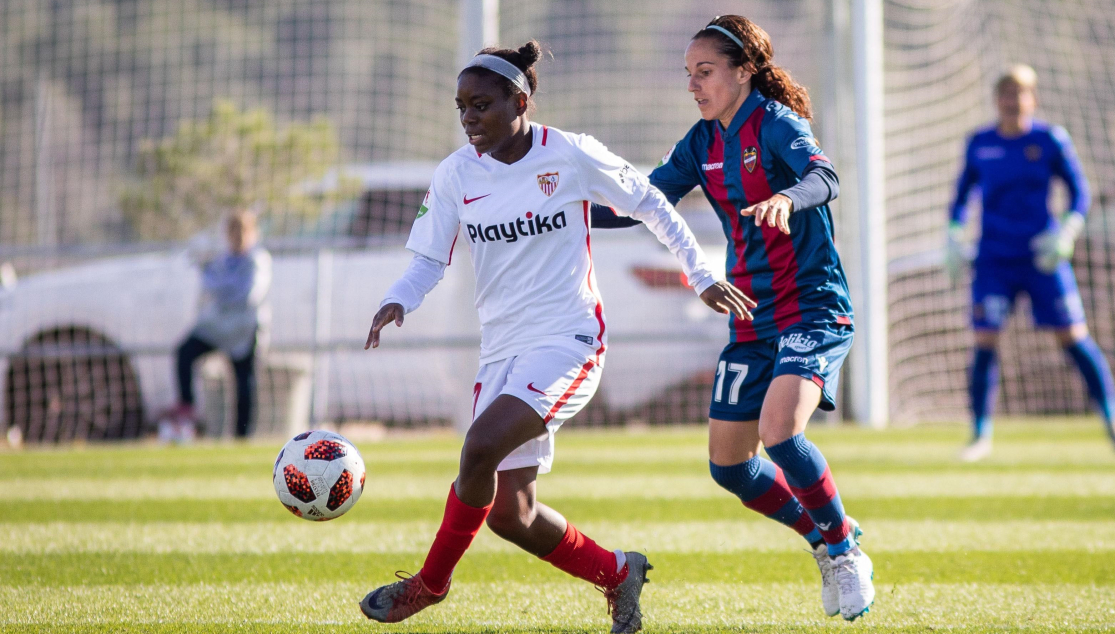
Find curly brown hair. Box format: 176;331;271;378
693;15;813;120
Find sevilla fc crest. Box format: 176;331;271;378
743;146;759;173
537;172;559;197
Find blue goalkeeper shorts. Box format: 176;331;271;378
971;260;1085;330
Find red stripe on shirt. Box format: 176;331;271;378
541;126;549;146
472;382;482;419
543;203;606;423
739;108;803;331
705;128;758;342
447;233;459;265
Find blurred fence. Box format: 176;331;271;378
1;0;1115;440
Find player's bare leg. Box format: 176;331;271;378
708;418;838;615
709;417;761;464
485;467;566;554
362;395;650;630
487;453;652;632
760;375;873;621
454;396;550;507
361;396;552;623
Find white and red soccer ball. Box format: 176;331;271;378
273;431;366;521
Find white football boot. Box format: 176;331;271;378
959;436;992;462
811;517;862;617
832;545;875;621
810;542;839;617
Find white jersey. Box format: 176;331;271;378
405;122;716;364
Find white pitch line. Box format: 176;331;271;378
5;471;1115;500
0;582;1112;627
2;520;1114;554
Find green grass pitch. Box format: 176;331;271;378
2;421;1114;633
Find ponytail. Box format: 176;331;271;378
695;15;813;120
752;65;813;121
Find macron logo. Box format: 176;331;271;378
463;193;491;205
702;162;723;171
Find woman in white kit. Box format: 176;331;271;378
360;41;755;633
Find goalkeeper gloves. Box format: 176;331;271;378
944;221;970;285
1031;212;1084;274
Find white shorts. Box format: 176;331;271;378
472;338;604;474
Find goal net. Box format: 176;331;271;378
885;0;1115;422
1;0;1113;439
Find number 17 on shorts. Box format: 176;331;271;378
708;324;853;422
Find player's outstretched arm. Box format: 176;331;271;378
625;188;757;320
740;159;838;235
571;132;756;318
741;194;794;234
700;280;757;321
365;303;404;350
365;253;447;350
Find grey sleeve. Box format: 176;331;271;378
779;161;839;213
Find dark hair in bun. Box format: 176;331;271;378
461;39;543;99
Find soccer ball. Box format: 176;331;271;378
273;430;366;521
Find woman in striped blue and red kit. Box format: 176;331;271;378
597;14;875;620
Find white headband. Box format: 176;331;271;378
704;24;744;50
464;54;532;96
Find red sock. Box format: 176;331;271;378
419;485;492;593
541;522;628;588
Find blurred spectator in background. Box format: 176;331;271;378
160;209;272;442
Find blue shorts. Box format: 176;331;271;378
708;323;853;422
971;260;1085;330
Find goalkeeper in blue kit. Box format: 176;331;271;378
947;64;1115;461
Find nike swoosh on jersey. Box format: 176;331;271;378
526;382;547;396
463;193;491;205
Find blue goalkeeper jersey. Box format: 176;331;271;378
649;89;854;342
950;120;1090;264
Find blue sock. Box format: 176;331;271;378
803;526;823;545
765;434;855;556
969;347;998;440
1065;337;1115;426
709;458;820;544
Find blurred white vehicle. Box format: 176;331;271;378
0;163;729;441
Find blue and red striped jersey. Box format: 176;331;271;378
650;89;854;342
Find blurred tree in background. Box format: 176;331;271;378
121;100;348;240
